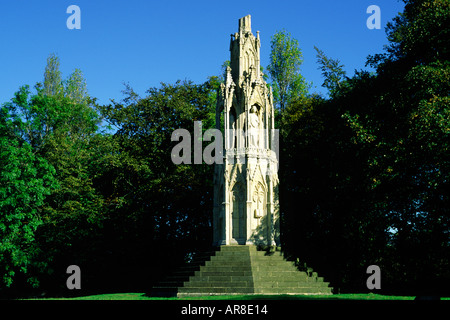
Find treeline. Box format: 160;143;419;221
280;0;449;295
0;0;448;297
0;56;219;296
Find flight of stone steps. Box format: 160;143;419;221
149;245;332;297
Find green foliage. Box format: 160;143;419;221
281;0;449;294
64;68;89;105
43;53;63;97
42;53;90;104
368;0;450;68
267;29;309;110
0;55;102;293
0;134;57;288
98;79;217;239
314;46;347;98
4;83;98;153
220;60;230;82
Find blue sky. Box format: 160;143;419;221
0;0;405;106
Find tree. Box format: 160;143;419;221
281;0;449;294
314;46;347;98
4;54;98;152
267;29;309;111
0;123;57;289
367;0;450;68
83;78;219;291
349;0;450;294
64;68;89;105
0;55;104;295
43;53;89;104
43;53;63;97
4;85;99;153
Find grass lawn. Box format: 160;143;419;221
31;293;449;300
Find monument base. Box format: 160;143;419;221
149;245;332;297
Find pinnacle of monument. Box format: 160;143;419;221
229;14;262;85
239;15;252;33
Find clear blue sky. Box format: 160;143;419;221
0;0;405;106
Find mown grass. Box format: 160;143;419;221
29;292;449;300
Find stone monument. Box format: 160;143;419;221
213;14;280;247
150;15;333;296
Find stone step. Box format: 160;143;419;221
149;245;334;297
204;260;290;267
198;265;302;273
184;281;253;288
212;253;285;259
252;281;331;288
211;254;292;262
178;286;332;295
187;272;328;285
183;280;331;288
191;273;314;283
194;270;253;277
190;277;323;285
177;287;255;294
189;275;253;282
194;270;308;277
253;287;333;294
219;245;256;251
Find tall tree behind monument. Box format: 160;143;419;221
43;53;63;97
267;29;309;111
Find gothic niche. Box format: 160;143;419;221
231;182;246;244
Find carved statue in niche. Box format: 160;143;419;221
248;105;259;148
